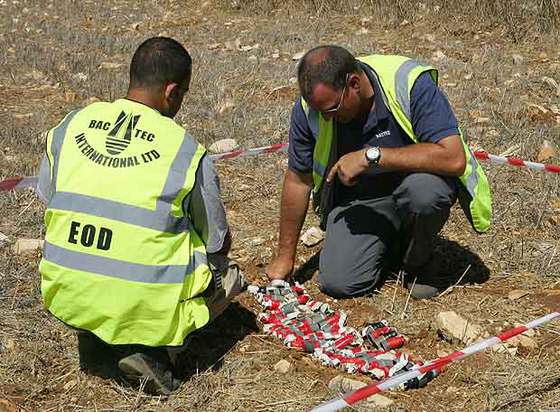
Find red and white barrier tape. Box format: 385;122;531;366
209;142;288;161
1;143;558;192
473;150;560;174
310;310;560;412
0;176;38;192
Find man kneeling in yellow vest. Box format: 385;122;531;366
37;37;245;395
266;46;492;299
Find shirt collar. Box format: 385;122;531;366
358;61;390;130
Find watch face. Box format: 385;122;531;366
366;147;380;163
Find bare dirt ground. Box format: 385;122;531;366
1;1;559;411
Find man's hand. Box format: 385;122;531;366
326;148;369;186
265;255;294;281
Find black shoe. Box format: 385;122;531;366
403;260;441;300
404;279;439;299
118;352;181;395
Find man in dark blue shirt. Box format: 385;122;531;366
265;45;466;299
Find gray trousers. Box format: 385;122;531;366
317;173;457;298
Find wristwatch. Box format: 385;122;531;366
365;146;381;167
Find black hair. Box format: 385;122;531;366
297;45;360;101
129;37;192;90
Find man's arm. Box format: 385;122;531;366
327;135;465;185
265;169;313;280
266;99;315;280
328;72;466;186
187;154;231;255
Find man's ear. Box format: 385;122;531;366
164;82;178;100
349;74;360;90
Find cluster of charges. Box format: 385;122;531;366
248;280;438;387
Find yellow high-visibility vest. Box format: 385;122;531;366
302;54;492;233
40;98;212;346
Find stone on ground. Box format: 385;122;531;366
328;376;394;407
208;138;239;154
435;311;486;345
300;226;324;247
13;238;44;255
273;359;292;374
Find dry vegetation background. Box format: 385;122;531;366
1;0;560;411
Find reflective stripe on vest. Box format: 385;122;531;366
50;110;79;197
43;241;207;284
300;54;492;233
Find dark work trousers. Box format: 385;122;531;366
317;173;457;298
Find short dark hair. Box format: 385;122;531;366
297;45;360;102
129;37;192;90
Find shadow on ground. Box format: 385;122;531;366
77;302;257;386
293;236;490;292
174;302;258;379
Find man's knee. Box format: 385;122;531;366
394;173;455;216
317;267;382;298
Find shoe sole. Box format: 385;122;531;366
118;354;173;395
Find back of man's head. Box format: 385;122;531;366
297;45;359;102
129;37;192;91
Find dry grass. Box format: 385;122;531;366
1;0;560;411
232;0;560;40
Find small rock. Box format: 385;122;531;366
273;359;292;374
512;54;524;65
464;72;473;80
272;49;280;59
217;99;235;115
292;51;305;61
251;237;265;246
474;117;491;124
432;50;447;62
421;33;436;42
329;376;393;407
435;311;486;345
328;375;366;392
508;334;537;350
13;238;44;255
300;226;324;247
208;138;239;154
542;77;560;96
537;140;556;163
64;91;78;103
508;290;529;300
248;55;257;61
0;399;18;412
131;22;140;31
13;113;33;121
491;343;517;355
63;379;77;391
98;62;124;70
84;96;100;105
74;72;88;82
